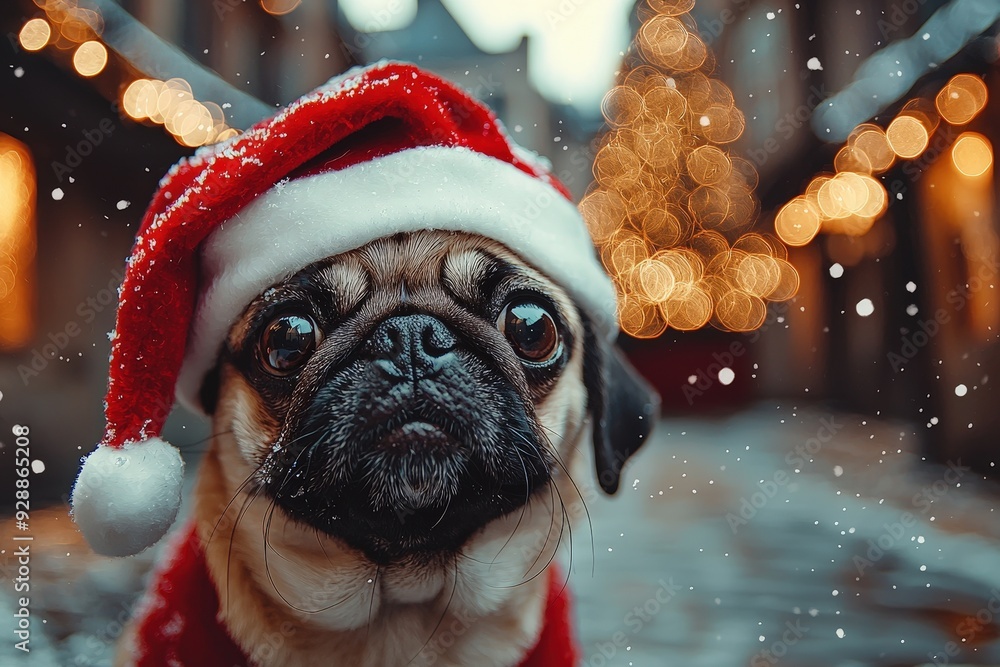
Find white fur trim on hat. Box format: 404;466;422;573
175;145;617;409
71;438;184;557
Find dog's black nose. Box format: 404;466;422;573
368;314;457;381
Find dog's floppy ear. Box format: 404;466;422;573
582;317;660;494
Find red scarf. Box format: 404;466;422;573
129;522;579;666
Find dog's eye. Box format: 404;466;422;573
497;300;560;363
259;314;321;375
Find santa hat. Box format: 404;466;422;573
71;61;618;557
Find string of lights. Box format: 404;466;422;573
17;0;246;147
774;73;990;248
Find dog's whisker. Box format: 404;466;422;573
171;428;236;455
537;422;595;577
405;559;460;666
226;484;266;612
365;565;381;638
521;475;564;582
208;455;268;549
487;433;533;567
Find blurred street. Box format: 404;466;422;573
575;405;1000;666
4;404;999;666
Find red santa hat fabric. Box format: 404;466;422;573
71;60;618;557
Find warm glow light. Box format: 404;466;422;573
952;132;993;178
775;197;821;246
850;126;895;173
936;74;988;125
18;18;51;52
585;0;797;336
213;127;241;143
886;115;929;159
773;73;989;250
123;79;153;120
72;40;107;77
0;135;36;349
260;0;302;15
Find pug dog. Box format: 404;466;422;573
131;230;657;667
67;62;658;667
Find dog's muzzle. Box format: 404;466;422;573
265;313;552;564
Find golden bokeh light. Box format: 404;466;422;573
648;0;697;15
636;258;677;301
122;79;153;120
951;132;993;178
0;134;37;348
775;197;821;246
886;114;929;159
19;18;51;52
72;40;107;77
120;76;239;147
213;127;242;143
936;74;988;125
260;0;302;16
849;125;895;173
583;0;798;336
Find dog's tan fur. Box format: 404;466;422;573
120;232;592;667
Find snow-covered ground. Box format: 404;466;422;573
3;403;999;666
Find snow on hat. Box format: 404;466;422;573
71;60;618;557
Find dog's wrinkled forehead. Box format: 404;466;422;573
226;231;581;348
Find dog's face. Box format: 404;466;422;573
199;230;656;615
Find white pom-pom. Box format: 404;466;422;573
71;437;184;557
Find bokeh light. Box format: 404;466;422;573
935;74;988;125
951;132;993;177
72;40;107;77
18;18;51;52
775;197;821;246
260;0;302;15
0;134;37;348
886;114;929;159
120;77;238;147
